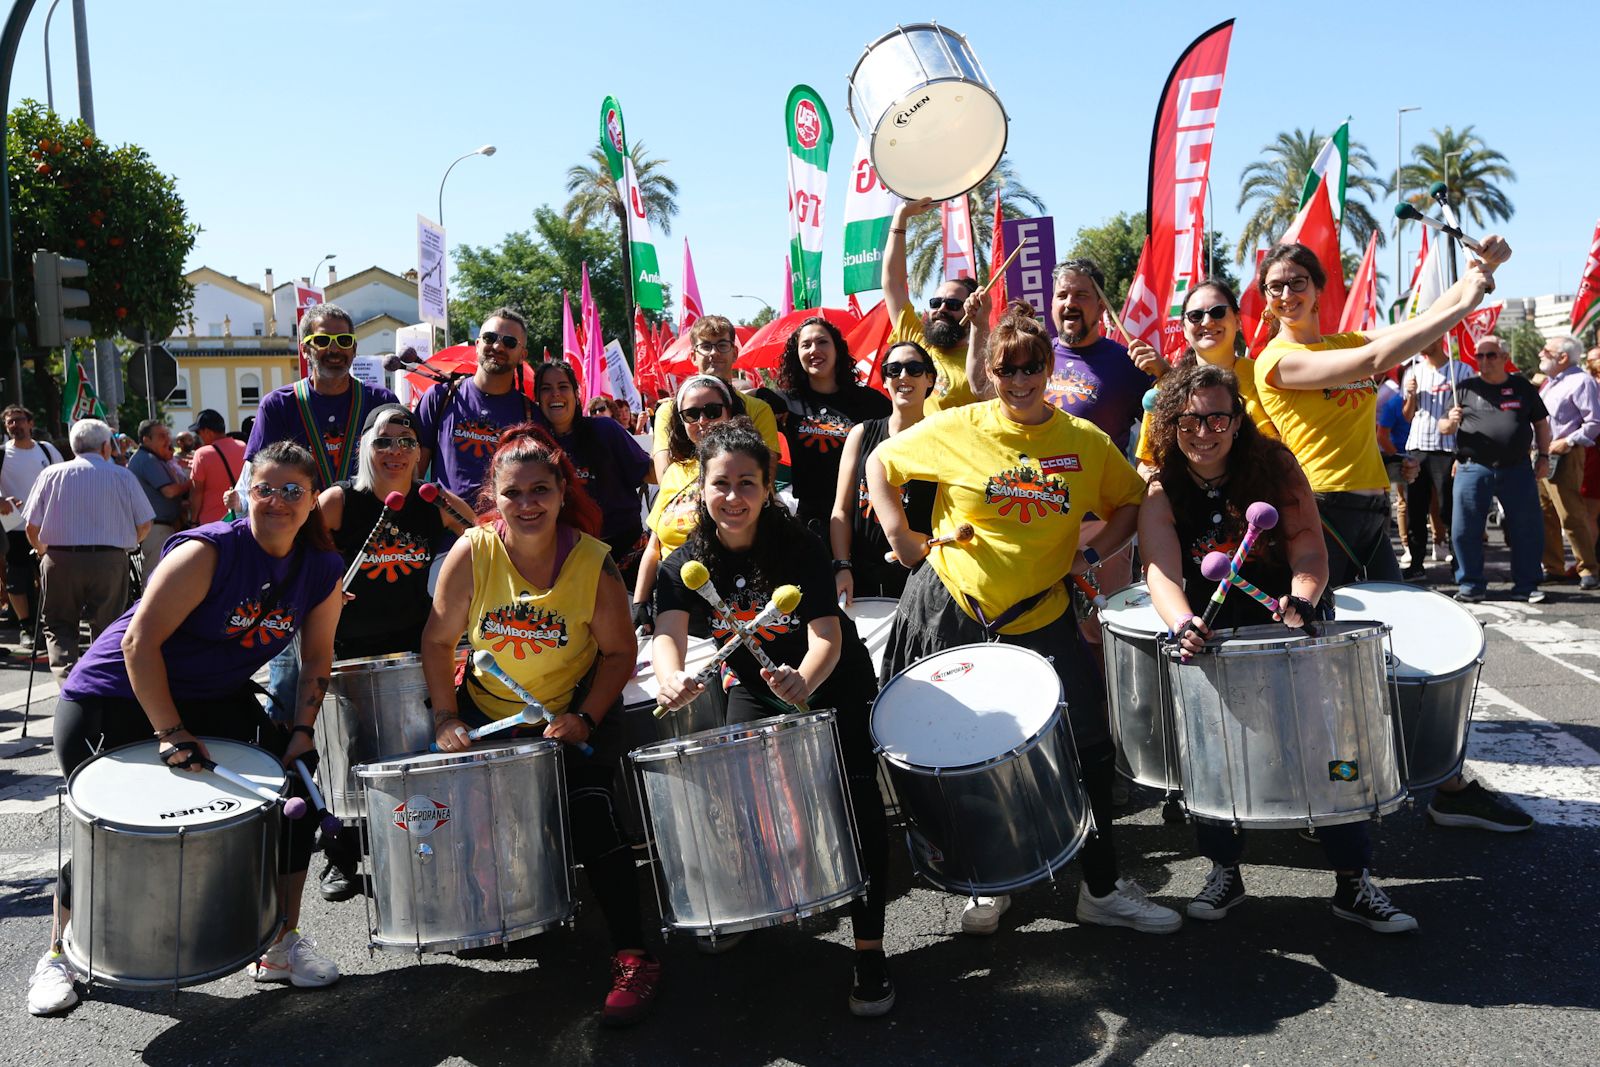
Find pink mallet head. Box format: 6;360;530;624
1245;501;1279;531
283;796;308;820
383;491;407;511
417;482;440;503
1201;551;1235;582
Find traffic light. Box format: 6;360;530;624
32;251;91;348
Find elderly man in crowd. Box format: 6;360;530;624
1536;335;1600;590
127;419;191;577
22;419;152;678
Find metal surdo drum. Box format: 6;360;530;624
63;739;285;989
846;596;899;680
847;23;1007;201
1165;622;1405;829
318;652;435;820
1100;583;1181;792
356;741;572;953
630;711;864;937
623;634;727;739
1334;582;1484;788
872;645;1092;896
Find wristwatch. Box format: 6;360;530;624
832;559;853;573
1082;546;1101;567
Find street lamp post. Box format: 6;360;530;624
437;144;496;229
730;293;775;314
435;145;496;344
42;0;63;111
1395;106;1420;311
308;252;337;290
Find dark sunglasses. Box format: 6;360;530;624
248;482;309;502
928;297;964;312
1183;304;1230;325
479;330;521;350
372;436;419;452
993;360;1047;379
881;360;931;379
1175;411;1238;434
679;403;727;423
303;332;356;350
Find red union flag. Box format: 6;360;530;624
1119;237;1162;348
1571;219;1600;338
1340;231;1381;334
1145;20;1235;357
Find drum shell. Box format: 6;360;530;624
630;711;864;936
1167;622;1405;828
63;740;283;989
617;638;731;844
357;742;572;953
1102;620;1181;791
319;653;434;820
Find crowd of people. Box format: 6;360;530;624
19;222;1593;1028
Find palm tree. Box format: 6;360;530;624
1399;125;1515;229
904;156;1047;294
564;142;679;306
1234;128;1386;264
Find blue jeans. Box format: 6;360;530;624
263;632;301;724
1452;459;1543;596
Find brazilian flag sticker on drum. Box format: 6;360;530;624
1328;760;1360;782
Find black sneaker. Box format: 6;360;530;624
1453;590;1484;604
848;949;895;1018
318;859;359;902
1426;780;1533;832
1332;871;1417;933
1161;794;1186;823
1186;863;1246;920
1401;566;1426;582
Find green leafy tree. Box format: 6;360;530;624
562;142;679;324
1066;211;1238;310
903;156;1046;294
1399;125;1514;230
1501;321;1545;377
739;306;776;330
1235;128;1385;263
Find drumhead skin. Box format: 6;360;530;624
873;644;1061;769
356;740;556;778
623;635;717;709
1333;582;1485;677
67;738;284;830
1099;582;1165;637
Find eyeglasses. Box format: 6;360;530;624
1183;304;1231;325
993;360;1047;379
928;297;964;312
372;436;419;452
1263;276;1312;297
1477;349;1506;359
679;403;727;423
881;360;931;379
248;482;309;503
303;332;356;350
693;340;736;356
479;331;521;350
1175;411;1238;434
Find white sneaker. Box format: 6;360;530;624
28;949;79;1015
1432;542;1449;564
960;894;1011;935
248;930;340;988
1399;549;1413;568
1075;878;1182;934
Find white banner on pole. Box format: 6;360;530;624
417;215;448;326
603;338;643;413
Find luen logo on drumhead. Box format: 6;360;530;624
793;99;822;149
394;795;451;836
892;95;931;128
930;662;974;683
159;798;242;820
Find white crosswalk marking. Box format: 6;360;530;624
1468;684;1600;828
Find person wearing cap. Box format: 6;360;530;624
188;409;248;525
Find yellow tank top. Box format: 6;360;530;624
646;459;701;557
464;525;606;718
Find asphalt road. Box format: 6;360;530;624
1;543;1597;1066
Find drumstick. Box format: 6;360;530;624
174;751;306;819
470;650;593;756
652;585;804;719
1070;572;1107;611
1090;277;1132;346
959;238;1034;325
341;491;409;591
884;522;975;563
1200;552;1277;612
427;707;541;751
1197;501;1279;631
679;560;809;713
293;758;342;836
417;481;476;529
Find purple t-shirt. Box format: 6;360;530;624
414;377;535;508
1044;336;1153;451
61;519;343;702
245;380;400;487
549;416;651;542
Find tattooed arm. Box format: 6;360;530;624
123;540;220;768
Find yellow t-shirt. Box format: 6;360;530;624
646;459;700;557
887;303;976;413
1134;353;1279;464
651;388;780;454
1255;332;1387;493
464;525;608;718
874;401;1145;633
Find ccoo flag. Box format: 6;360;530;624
785;85;833;310
599;97;664;311
1571;219;1600;338
841;134;900;295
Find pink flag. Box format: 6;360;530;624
580;262;611;400
681;239;704;333
561;290;585;395
781;257;795;317
941;195;976;280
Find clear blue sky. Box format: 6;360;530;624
11;0;1598;340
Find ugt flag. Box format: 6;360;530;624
841;134;899;295
785;85;833;310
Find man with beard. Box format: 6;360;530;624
882;197;993;413
416;306;537;509
1046;259;1160;452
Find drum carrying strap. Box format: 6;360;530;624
964;581;1059;641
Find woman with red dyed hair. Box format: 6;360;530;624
419;422;660;1027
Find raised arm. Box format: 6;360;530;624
883;198;935;323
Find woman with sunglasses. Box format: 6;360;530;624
829;340;936;602
31;442;347;1015
1138;362;1419;932
421;424;658;1027
866;301;1182;938
762;317;890;535
631;375;734;632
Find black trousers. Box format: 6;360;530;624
1406;450;1456;562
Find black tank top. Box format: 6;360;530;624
331;479;446;659
1171;481;1295;632
849;418;936;577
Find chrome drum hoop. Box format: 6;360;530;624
318;652;435;821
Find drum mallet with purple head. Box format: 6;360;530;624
1200;552;1279;613
471;650;593;756
341;491;409;592
1198;502;1279;631
653;584;803;719
293;758;343;837
174;751;306;819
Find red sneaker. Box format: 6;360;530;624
602;951;661;1027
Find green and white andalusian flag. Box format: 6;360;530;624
785;85;833;310
599;96;664;311
1299;119;1351;226
61;344;106;424
841;133;900;295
